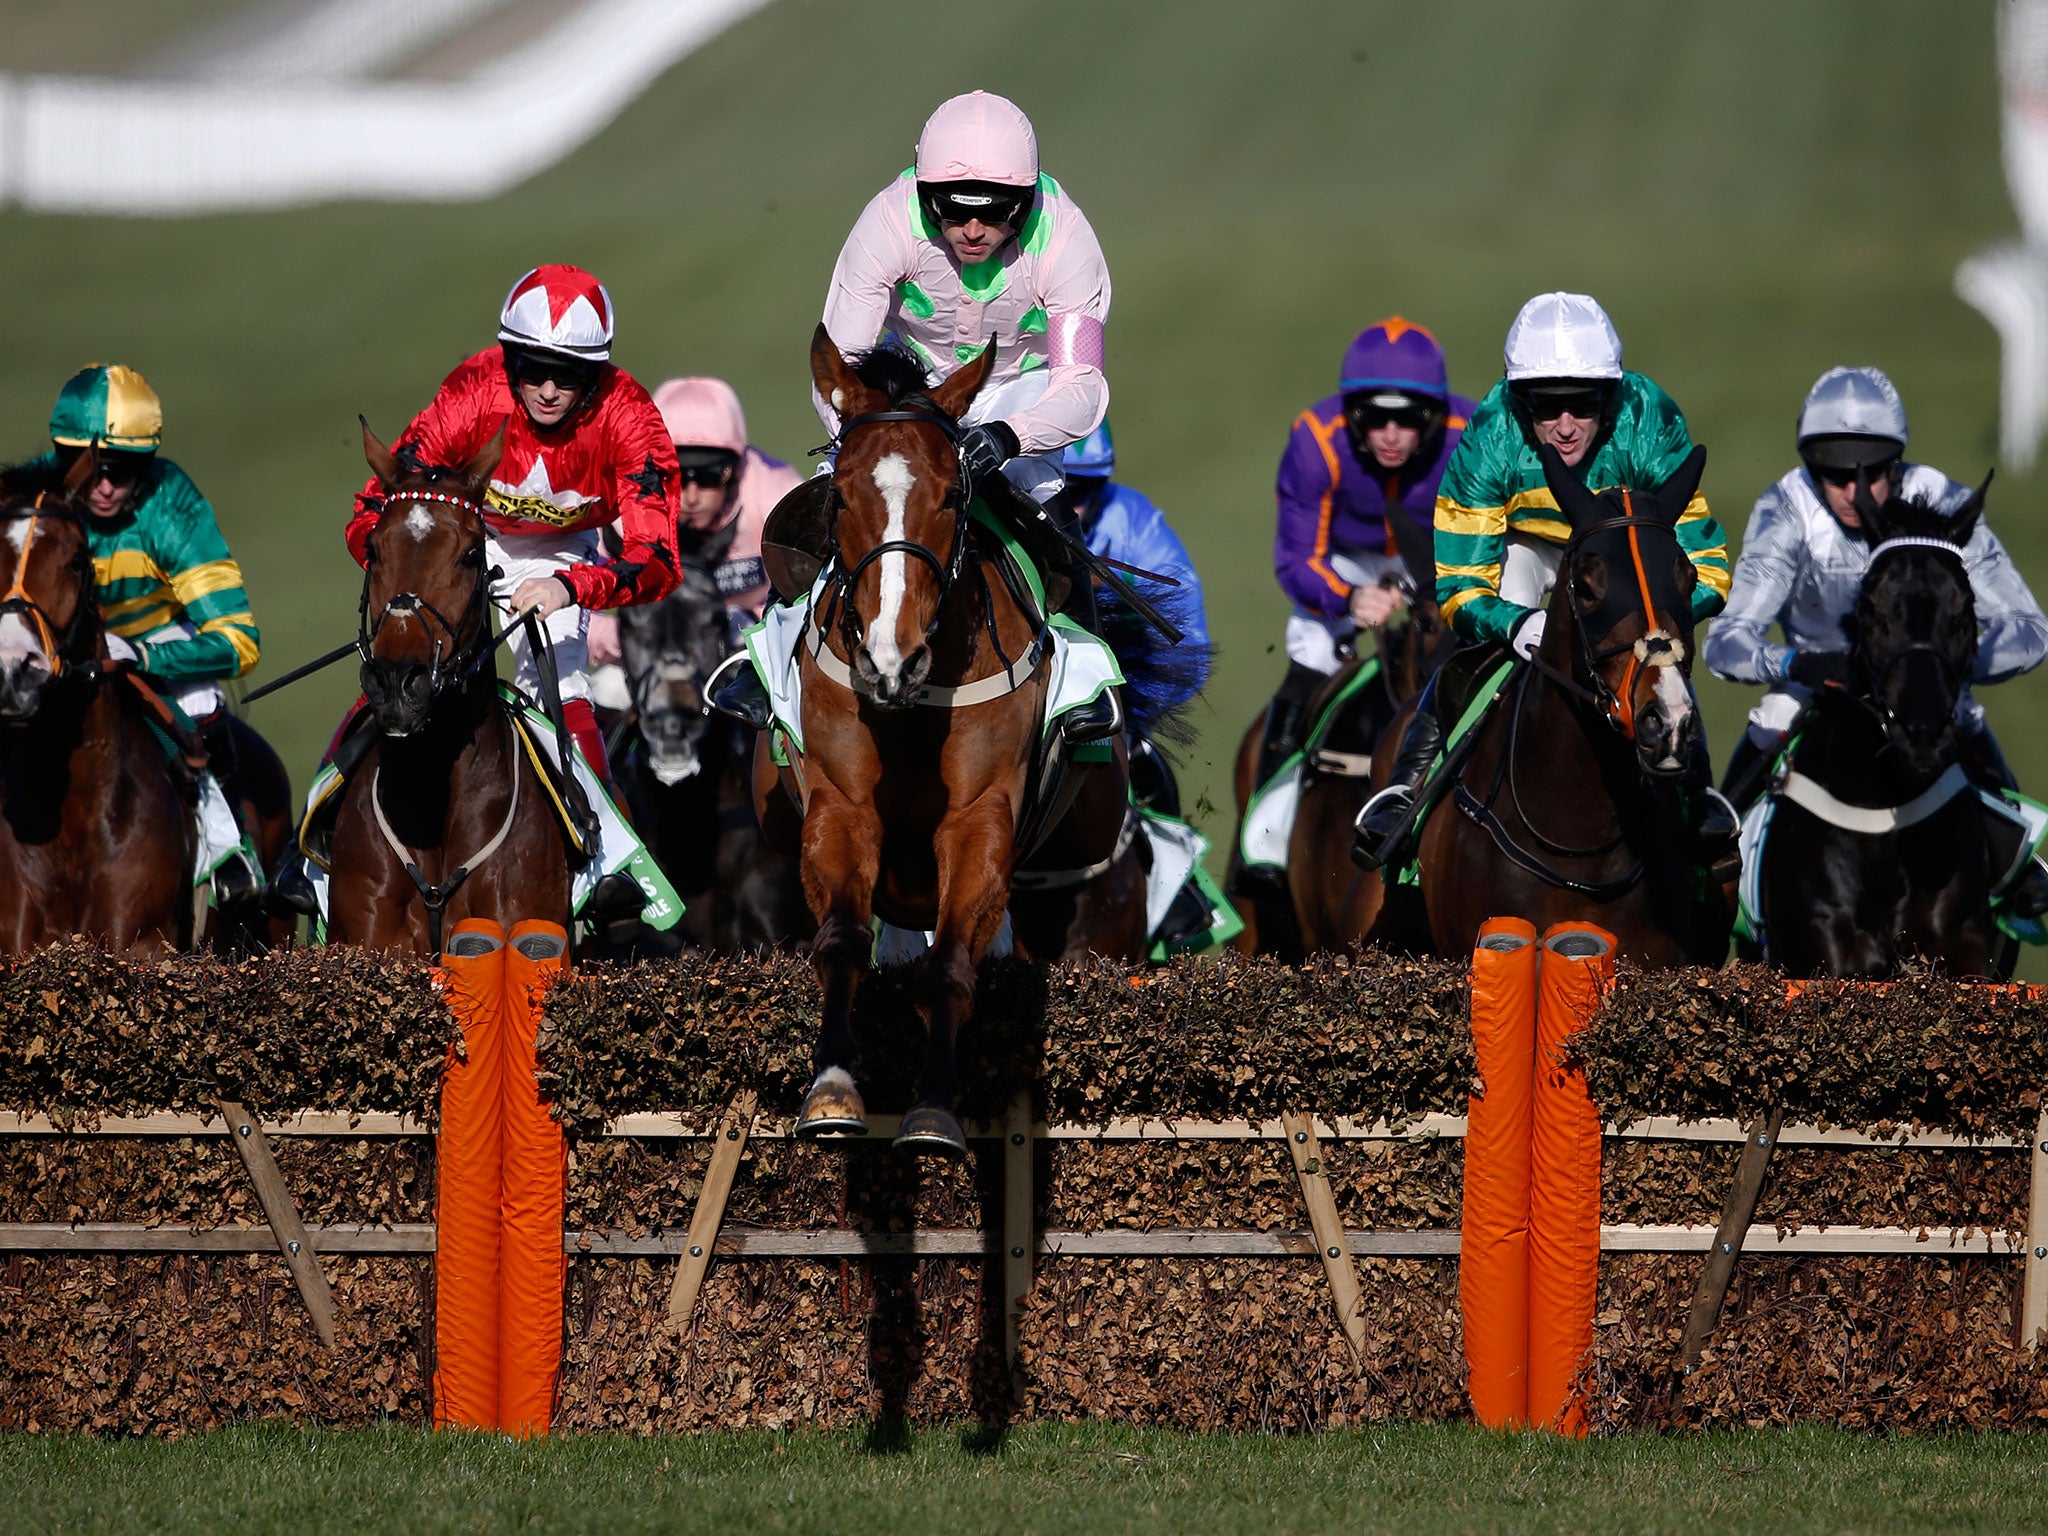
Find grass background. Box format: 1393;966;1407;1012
5;1421;2047;1536
0;0;2029;962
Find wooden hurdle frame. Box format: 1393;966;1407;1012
5;1101;2044;1366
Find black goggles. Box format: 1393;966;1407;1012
675;458;737;490
1807;457;1899;488
918;180;1032;231
1344;393;1443;436
504;348;598;392
1512;381;1613;422
57;445;153;485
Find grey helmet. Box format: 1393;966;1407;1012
1797;366;1908;471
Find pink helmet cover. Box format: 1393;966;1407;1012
652;376;747;454
915;91;1038;187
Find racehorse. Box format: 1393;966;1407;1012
1754;472;2011;978
760;327;1140;1153
1374;442;1730;965
0;452;196;955
324;423;571;954
1226;597;1450;957
613;527;809;952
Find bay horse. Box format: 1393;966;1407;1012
0;452;196;955
324;423;571;954
761;328;1138;1153
1379;442;1730;965
613;529;809;953
1755;472;2011;978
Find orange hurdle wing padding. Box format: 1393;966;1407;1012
1528;922;1614;1437
433;918;509;1432
497;919;570;1439
1459;916;1539;1430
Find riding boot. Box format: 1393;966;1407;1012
1684;734;1742;882
1255;662;1323;790
1720;732;1776;814
1128;735;1181;817
707;652;772;730
1350;677;1444;871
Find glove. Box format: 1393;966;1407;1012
957;421;1020;489
104;633;140;666
1786;650;1851;689
1511;610;1547;660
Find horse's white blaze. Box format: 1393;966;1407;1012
1652;661;1692;765
866;452;916;674
0;612;41;664
404;506;434;538
5;522;30;554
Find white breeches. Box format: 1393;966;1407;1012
489;527;600;702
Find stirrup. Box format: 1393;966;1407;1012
583;870;647;922
212;850;264;908
707;652;771;730
1060;689;1122;745
265;852;322;919
1350;785;1414;872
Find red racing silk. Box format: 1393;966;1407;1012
348;348;682;610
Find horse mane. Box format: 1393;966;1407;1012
1865;491;1967;544
847;344;938;408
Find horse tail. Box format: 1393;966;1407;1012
1100;584;1211;752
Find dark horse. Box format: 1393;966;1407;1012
1756;472;2012;978
759;328;1141;1154
1375;442;1729;964
0;452;196;954
613;524;809;952
325;423;571;953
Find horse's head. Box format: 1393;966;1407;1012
621;520;736;783
1846;470;1987;777
0;450;100;721
357;419;505;736
809;324;998;706
1538;441;1708;777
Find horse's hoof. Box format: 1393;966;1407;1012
795;1069;868;1139
893;1104;968;1157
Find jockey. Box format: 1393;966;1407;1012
714;89;1112;729
587;377;800;701
1353;291;1736;871
271;263;683;921
1255;318;1475;788
9;364;264;905
1704;365;2048;910
1058;420;1210;808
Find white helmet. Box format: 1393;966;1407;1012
1797;366;1907;469
1503;292;1623;381
497;264;614;363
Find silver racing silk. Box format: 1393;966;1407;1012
1704;461;2048;689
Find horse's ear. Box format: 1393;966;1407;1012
811;324;873;424
1851;465;1888;543
929;339;999;423
1536;441;1603;529
1653;444;1707;526
1946;467;1993;547
460;422;507;498
59;442;99;499
361;417;401;489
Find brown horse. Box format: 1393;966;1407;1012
758;329;1138;1153
324;424;571;954
1383;443;1730;964
0;453;196;955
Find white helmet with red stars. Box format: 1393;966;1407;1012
497;264;614;362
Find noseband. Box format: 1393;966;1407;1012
0;500;97;681
818;404;972;651
358;488;496;697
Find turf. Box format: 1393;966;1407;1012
0;0;2033;965
1;1421;2043;1536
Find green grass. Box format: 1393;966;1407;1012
0;0;2034;964
2;1421;2045;1535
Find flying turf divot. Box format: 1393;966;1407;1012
1461;918;1613;1436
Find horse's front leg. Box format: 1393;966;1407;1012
897;793;1015;1155
795;782;881;1137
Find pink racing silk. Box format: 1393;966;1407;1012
819;170;1111;455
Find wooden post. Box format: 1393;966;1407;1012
1002;1091;1033;1373
665;1090;757;1336
1282;1110;1368;1365
1679;1103;1784;1374
216;1098;334;1347
2024;1105;2048;1349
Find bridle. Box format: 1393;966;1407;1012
1844;535;1971;748
816;403;973;654
0;499;98;682
358;487;498;698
